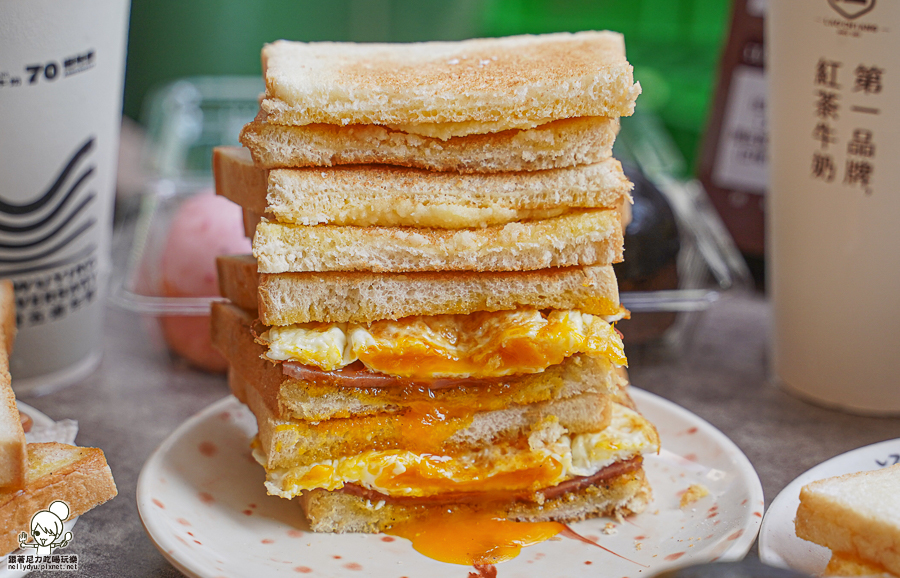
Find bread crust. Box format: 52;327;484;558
216;254;259;314
240;115;619;172
253;209;623;274
214;146;632;228
0;280;15;356
0;443;117;556
212;146;269;214
261;32;639;128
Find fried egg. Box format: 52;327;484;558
260;308;626;379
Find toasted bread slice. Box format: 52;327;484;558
241;208;263;239
240;197;633;240
240;114;619;172
0;280;24;491
260;32;639;131
299;466;651;533
253;209;623;274
217;254;622;325
0;371;24;492
796;465;900;576
214;146;632;228
211;302;627;421
213;146;270;212
0;374;24;491
242;375;613;470
0;443;117;556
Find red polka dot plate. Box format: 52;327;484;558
137;388;763;577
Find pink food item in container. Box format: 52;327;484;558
159;191;251;372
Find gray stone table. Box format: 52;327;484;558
18;291;900;576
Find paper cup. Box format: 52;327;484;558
767;1;900;413
0;0;130;394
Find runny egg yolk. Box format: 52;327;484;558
278;449;566;497
262;308;626;379
386;509;565;565
274;402;473;456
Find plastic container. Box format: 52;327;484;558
614;111;752;354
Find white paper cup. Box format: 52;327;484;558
767;0;900;413
0;0;130;394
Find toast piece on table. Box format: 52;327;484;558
0;443;117;556
796;464;900;576
0;280;24;491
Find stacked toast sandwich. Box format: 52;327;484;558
796;465;900;577
212;31;660;553
0;280;117;556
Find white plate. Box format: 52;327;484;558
759;438;900;574
137;389;764;578
2;403;78;578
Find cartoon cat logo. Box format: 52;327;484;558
18;500;73;556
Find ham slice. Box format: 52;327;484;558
282;360;510;390
336;456;642;506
